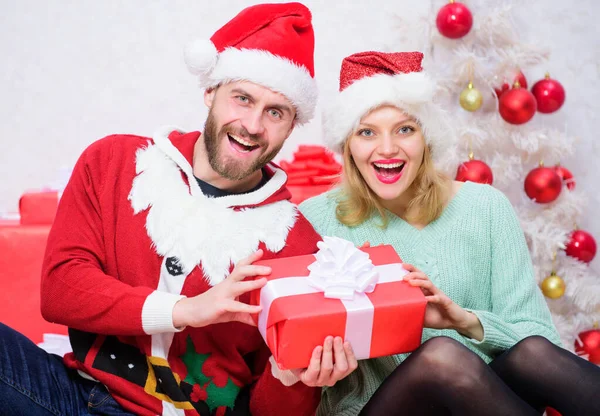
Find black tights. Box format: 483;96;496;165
359;336;600;416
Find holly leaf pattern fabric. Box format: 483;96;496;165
181;336;241;413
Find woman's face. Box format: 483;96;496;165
348;105;425;203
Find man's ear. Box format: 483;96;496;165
204;88;216;108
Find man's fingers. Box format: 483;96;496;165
235;313;258;327
229;264;272;281
235;249;265;268
224;300;262;314
232;278;268;296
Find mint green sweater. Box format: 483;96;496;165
299;181;561;416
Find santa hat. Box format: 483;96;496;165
184;2;317;124
323;51;453;159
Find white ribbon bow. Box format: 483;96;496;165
306;236;379;300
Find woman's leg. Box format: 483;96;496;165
360;337;538;416
490;335;600;416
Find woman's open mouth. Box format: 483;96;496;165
372;160;405;184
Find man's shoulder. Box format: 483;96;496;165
81;133;153;161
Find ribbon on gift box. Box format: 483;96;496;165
258;237;409;359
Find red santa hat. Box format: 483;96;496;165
323;51;453;159
184;2;317;124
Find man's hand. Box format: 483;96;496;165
172;250;270;329
292;336;358;387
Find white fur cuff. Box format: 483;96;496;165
269;356;301;386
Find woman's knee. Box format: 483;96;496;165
414;337;487;389
418;338;483;372
504;335;556;369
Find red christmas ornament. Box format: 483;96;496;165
565;229;597;263
494;71;527;99
545;408;562;416
524;166;562;203
455;159;493;185
499;82;537;124
554;165;575;191
531;73;566;113
436;1;473;39
574;327;600;364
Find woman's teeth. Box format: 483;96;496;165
373;162;404;169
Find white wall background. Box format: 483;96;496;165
1;0;599;267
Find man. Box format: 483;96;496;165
0;3;356;415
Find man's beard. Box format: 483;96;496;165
203;109;283;181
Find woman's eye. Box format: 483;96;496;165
399;126;414;134
359;129;374;137
237;96;249;103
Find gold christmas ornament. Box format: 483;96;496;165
459;81;483;112
541;272;565;299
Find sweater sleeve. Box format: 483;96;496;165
464;187;562;356
40;137;182;336
249;345;320;416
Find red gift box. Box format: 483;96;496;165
252;243;427;370
19;190;60;225
0;221;68;343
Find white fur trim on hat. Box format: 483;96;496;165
323;71;454;161
185;45;317;125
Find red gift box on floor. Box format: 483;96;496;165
19;190;60;225
252;237;427;370
0;221;68;343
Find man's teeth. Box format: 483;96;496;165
374;162;404;169
230;134;256;148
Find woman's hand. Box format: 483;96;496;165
403;264;484;341
292;336;358;387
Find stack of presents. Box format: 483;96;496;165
1;146;430;366
0;190;68;346
281;144;342;204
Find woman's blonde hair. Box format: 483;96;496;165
335;125;450;228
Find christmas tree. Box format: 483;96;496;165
387;0;599;362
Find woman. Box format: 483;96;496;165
299;51;600;416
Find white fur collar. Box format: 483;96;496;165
128;127;298;285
